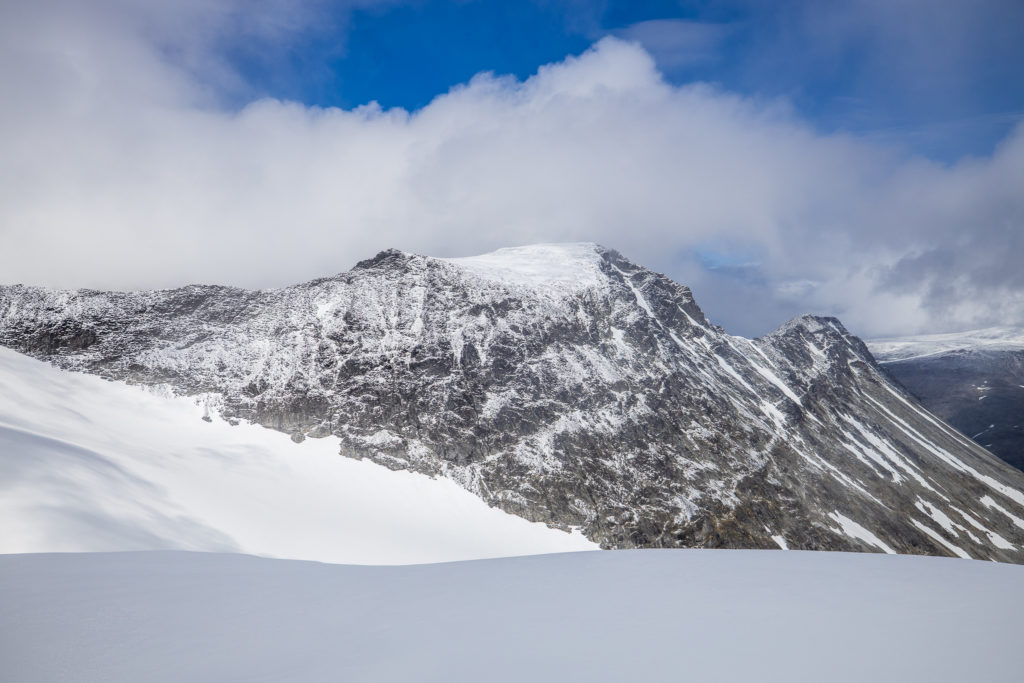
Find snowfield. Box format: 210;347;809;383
2;549;1023;683
0;346;594;563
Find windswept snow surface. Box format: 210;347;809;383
442;242;607;292
3;549;1023;683
0;347;595;563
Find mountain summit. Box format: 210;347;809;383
3;243;1024;560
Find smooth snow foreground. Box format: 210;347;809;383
3;549;1023;683
0;347;594;562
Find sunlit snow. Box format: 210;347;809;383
0;347;595;563
443;242;607;292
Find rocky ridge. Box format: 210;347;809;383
4;243;1024;561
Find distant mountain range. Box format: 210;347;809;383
869;328;1024;471
3;243;1024;561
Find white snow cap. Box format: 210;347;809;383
441;243;608;291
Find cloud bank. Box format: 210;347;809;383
1;1;1021;338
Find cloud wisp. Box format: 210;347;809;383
0;2;1021;338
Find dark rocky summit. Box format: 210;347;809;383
4;243;1024;561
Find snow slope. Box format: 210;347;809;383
0;347;595;563
2;549;1023;683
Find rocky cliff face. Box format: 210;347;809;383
4;243;1024;561
869;328;1024;472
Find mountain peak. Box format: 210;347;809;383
766;314;847;338
4;244;1024;561
352;248;414;271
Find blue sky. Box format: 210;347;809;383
1;0;1022;337
225;0;1024;162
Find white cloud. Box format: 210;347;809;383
0;2;1021;338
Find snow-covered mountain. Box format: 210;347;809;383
0;346;594;563
869;327;1024;472
4;243;1024;561
5;549;1024;683
870;327;1024;362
